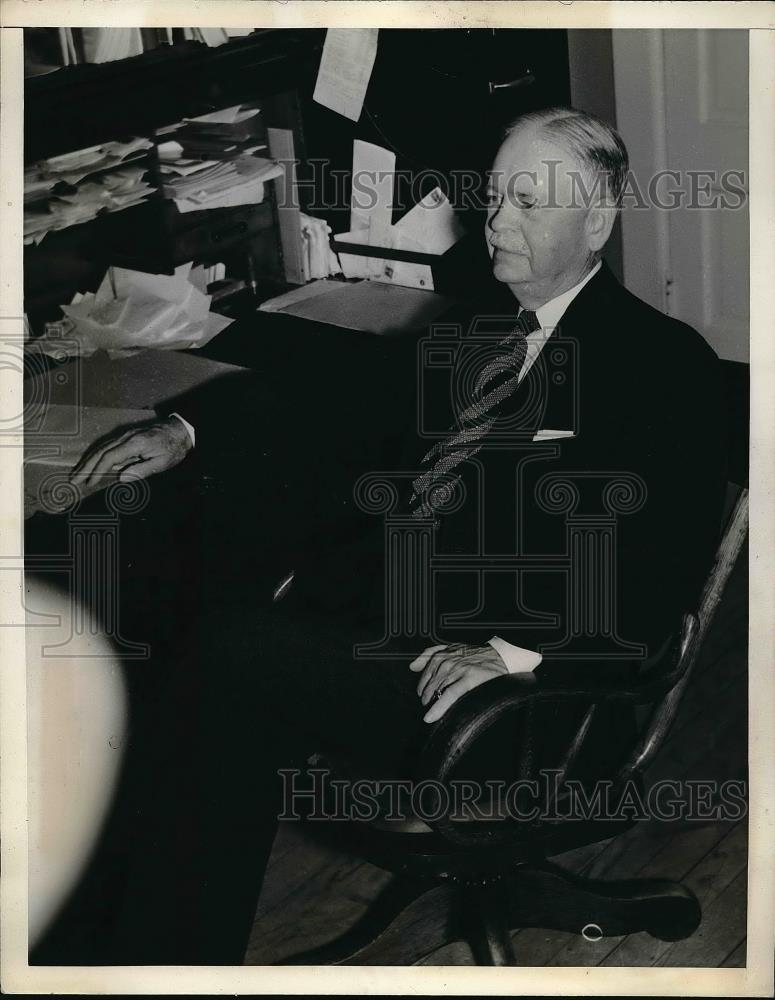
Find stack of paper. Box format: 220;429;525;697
160;105;266;159
29;264;234;359
153;105;279;212
159;154;282;213
23;171;56;206
24;138;155;244
42;137;153;185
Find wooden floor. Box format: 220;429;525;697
245;545;749;968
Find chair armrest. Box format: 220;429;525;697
415;666;675;788
411;618;698;848
416;614;698;784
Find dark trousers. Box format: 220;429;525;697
31;559;637;966
31;576;435;966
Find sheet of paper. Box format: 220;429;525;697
336;227;435;290
44;143;105;171
393;187;466;255
313;28;378;122
379;259;435;292
339;141;396;278
160;159;219;176
371;226;435;290
188;266;209;294
350;140;395;234
183;105;260;126
235;157;283;183
273;280;457;336
155;122;183;136
172;178;265;213
334;228;373;280
105;263;194;305
258;280;344;314
156;142;185;161
201;311;235;342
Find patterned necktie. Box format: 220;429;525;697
408;309;541;520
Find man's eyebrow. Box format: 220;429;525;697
504;176;538;197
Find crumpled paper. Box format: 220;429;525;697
300;213;342;281
31;263;235;359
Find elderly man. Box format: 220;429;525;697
43;108;727;965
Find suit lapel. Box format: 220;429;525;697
524;262;619;436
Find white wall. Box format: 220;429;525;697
612;30;749;363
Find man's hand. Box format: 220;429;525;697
409;642;509;723
69;417;193;490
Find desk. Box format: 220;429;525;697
23;348;250;517
25;345;248;413
23;311;418;654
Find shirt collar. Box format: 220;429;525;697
521;261;602;331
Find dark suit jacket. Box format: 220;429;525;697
163;263;728;779
415;262;728;662
167;264;728;666
270;264;728;667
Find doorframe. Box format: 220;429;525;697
611;29;672;314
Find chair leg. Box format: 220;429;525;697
275;875;459;966
464;881;518;966
506;862;702;943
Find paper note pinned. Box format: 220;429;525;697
313;29;379;122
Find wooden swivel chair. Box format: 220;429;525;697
276;484;748;967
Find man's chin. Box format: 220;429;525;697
492;256;530;285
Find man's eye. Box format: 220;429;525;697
518;198;536;211
485;191;501;209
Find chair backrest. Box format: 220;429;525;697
618;485;749;781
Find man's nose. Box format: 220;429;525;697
489;200;519;232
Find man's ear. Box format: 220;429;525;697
586;201;617;254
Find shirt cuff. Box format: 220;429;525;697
169;412;196;447
487;636;543;674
